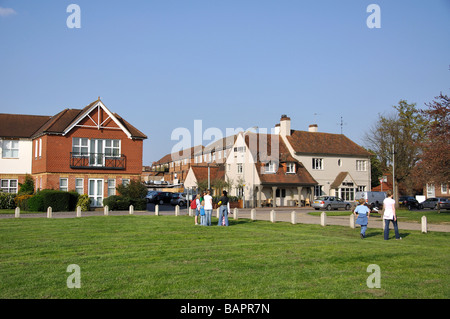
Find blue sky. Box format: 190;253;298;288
1;0;449;165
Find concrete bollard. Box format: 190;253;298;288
47;206;52;218
270;210;276;223
76;206;81;217
129;205;134;215
291;211;297;224
155;204;159;216
320;212;327;226
104;205;109;216
250;208;256;220
350;214;355;229
233;208;238;220
188;207;192;217
175;205;180;216
421;215;427;233
15;207;20;218
216;207;220;218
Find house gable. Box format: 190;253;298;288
63;99;134;139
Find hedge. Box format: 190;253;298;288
103;196;146;211
0;193;16;209
27;190;80;212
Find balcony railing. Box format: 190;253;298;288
70;152;126;170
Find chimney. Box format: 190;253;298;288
274;124;280;135
279;114;291;136
308;124;318;132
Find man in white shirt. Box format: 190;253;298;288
382;190;401;240
204;190;213;226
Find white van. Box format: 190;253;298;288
355;191;386;209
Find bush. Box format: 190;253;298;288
18;174;34;195
103;195;131;210
27;190;76;212
14;194;33;211
103;196;147;211
116;180;147;199
76;194;91;211
0;193;16;209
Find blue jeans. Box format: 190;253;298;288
205;209;212;226
200;215;206;226
360;225;367;237
384;219;400;240
218;206;229;226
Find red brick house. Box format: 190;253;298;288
28;98;147;206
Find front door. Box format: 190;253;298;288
89;179;104;207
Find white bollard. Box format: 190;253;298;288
291;211;297;224
189;207;193;217
104;205;109;216
233;208;238;220
129;205;134;215
216;207;220;218
251;208;256;220
320;212;327;226
270;210;276;223
421;215;427;233
76;206;81;217
175;205;180;216
155;204;159;216
47;206;52;218
15;207;20;218
350;214;355;229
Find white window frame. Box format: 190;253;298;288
72;137;89;156
107;179;116;197
441;184;448;194
265;161;276;173
237;163;243;174
312;158;323;170
59;178;68;192
75;178;84;195
1;179;18;193
38;138;42;158
356;160;368;171
35;140;39;159
286;162;296;174
2;140;19;158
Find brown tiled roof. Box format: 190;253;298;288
200;135;238;155
330;172;351;188
154;144;204;165
190;164;225;182
30;99;147;139
256;161;317;186
0;113;52;138
286;130;371;156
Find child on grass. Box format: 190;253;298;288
353;198;371;239
199;200;206;226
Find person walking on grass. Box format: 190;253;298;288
204;190;213;226
353;198;371;239
217;190;229;226
382;190;402;240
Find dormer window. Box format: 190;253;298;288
265;161;276;173
286;162;296;174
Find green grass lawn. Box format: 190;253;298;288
0;215;449;299
309;209;450;224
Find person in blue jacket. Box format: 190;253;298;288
353;198;371;239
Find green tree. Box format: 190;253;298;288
413;92;450;186
364;100;427;201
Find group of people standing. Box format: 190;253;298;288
353;190;402;240
192;190;230;226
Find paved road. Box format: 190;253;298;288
2;205;449;233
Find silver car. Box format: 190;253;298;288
312;196;352;211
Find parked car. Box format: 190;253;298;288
312;196;352;211
170;193;187;206
152;192;174;205
145;191;159;203
420;197;450;210
355;191;386;209
399;196;421;210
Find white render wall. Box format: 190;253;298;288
0;139;33;174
